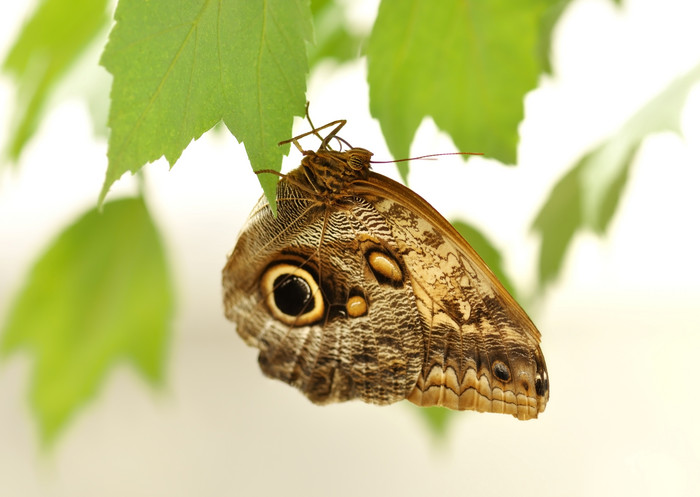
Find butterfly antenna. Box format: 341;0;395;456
304;102;326;144
280;102;359;154
254;169;286;178
304;104;351;151
370;152;484;164
279;119;347;148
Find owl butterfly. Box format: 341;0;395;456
223;119;549;420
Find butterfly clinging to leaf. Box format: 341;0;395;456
223;117;549;419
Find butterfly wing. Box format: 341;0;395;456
224;170;548;419
223;181;425;405
352;172;549;420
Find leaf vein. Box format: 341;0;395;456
113;0;212;164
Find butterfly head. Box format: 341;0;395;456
293;147;374;198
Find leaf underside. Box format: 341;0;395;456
99;0;314;208
532;61;700;290
367;0;551;181
0;197;174;446
1;0;109;163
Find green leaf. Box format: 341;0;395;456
308;0;364;67
367;0;551;180
531;164;583;289
414;406;454;442
1;0;109;162
537;0;572;74
0;197;174;446
99;0;314;208
451;219;520;302
532;61;700;290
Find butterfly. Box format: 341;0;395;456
222;118;548;419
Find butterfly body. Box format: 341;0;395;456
223;122;549;419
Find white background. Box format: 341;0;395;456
1;0;700;496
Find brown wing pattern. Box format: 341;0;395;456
353;173;549;419
224;122;548;419
223;180;425;406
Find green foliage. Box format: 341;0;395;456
308;0;364;67
416;406;455;442
537;0;571;74
532;62;700;290
1;0;109;162
99;0;313;207
1;198;174;446
367;0;552;180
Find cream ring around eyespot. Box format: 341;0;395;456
260;263;324;326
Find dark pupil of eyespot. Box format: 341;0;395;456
493;363;510;382
273;275;312;316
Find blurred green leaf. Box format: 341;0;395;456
415;406;454;442
531;164;582;289
1;0;109;163
0;197;174;446
310;0;333;13
537;0;571;74
532;61;700;290
308;0;364;67
451;219;519;301
367;0;551;181
99;0;313;209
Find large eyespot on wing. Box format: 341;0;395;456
260;262;324;326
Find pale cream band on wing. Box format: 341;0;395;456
407;365;542;421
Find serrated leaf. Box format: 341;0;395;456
367;0;550;179
0;197;174;446
1;0;109;163
451;219;519;301
99;0;313;208
532;61;700;290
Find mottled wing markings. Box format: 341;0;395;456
223;125;548;419
225;181;424;405
357;189;547;419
